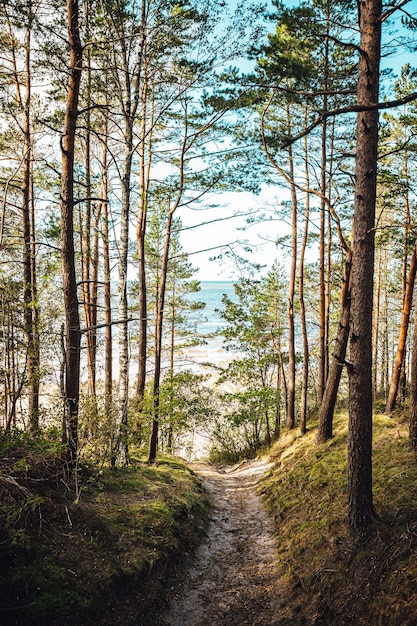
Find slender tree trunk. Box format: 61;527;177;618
409;299;417;450
317;249;352;443
80;15;98;408
372;246;382;396
23;10;40;432
117;137;132;464
109;2;144;465
148;204;175;462
385;240;417;414
100;120;113;435
286;105;297;430
61;0;82;463
9;0;40;432
136;60;153;416
318;120;328;405
347;0;381;538
299;112;310;435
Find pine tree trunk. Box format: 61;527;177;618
22;10;40;432
9;0;40;432
409;300;417;450
299;114;310;435
286;103;297;430
347;0;381;538
136;60;152;416
117;140;132;464
317;249;352;443
372;246;382;396
61;0;82;463
385;240;417;414
99;117;113;437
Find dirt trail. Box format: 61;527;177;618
159;458;281;626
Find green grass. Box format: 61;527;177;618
0;452;209;625
259;412;417;625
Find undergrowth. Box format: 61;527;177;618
0;436;209;625
260;412;417;625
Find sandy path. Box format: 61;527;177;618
159;458;281;626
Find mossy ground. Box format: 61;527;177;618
2;414;417;625
260;412;417;625
0;438;209;625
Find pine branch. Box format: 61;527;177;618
280;92;417;147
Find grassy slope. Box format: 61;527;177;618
260;412;417;625
0;447;209;626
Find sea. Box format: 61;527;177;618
179;280;237;372
178;281;237;458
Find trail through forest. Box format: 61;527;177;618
158;458;282;626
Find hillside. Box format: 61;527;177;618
0;441;209;625
260;412;417;624
1;413;417;625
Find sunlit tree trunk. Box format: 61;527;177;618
318;35;329;405
372;246;382;396
317;248;352;443
286;103;297;430
299;111;310;435
136;54;153;420
80;4;98;411
107;8;143;464
347;0;381;537
148;203;176;462
385;240;417;414
409;298;417;450
385;143;413;414
100;119;113;426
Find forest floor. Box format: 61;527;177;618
3;413;417;625
156;458;282;626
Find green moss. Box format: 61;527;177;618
0;455;209;625
260;412;417;625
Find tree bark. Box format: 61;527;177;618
7;0;41;432
136;56;153;419
299;109;310;435
286;103;297;430
100;116;113;429
22;3;40;432
317;248;352;443
347;0;381;538
409;293;417;450
385;240;417;414
318;16;329;403
147;208;174;462
61;0;82;463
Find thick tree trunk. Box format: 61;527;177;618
61;0;82;463
347;0;381;538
